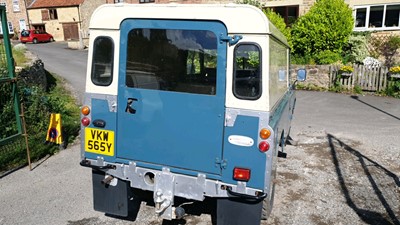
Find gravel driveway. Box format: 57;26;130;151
1;91;399;225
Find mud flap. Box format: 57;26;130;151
92;170;133;217
216;198;263;225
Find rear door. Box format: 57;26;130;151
117;19;227;175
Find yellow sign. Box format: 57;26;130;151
84;128;115;156
46;113;63;144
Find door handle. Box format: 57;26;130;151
125;98;138;114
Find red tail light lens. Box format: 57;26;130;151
233;167;251;181
258;141;270;152
81;117;90;127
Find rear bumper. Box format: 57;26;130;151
81;158;265;201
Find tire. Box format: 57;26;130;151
33;38;38;44
49;37;54;42
261;197;272;220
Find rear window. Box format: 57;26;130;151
125;28;217;95
91;37;114;86
21;30;30;37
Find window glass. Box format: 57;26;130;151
269;38;288;106
268;6;299;27
385;5;400;27
125;29;217;95
355;8;367;27
21;30;30;37
369;6;384;28
233;44;261;99
91;37;114;86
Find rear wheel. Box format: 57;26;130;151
33;38;38;44
261;197;272;220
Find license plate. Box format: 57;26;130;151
85;128;114;156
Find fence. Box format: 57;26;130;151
329;64;389;92
0;5;31;172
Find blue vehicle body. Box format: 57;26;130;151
80;4;305;225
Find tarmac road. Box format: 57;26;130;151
24;41;88;104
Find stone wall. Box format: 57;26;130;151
80;0;105;39
291;65;332;89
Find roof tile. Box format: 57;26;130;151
29;0;85;9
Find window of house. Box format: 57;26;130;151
139;0;155;3
233;44;261;100
49;9;58;20
41;9;57;21
91;37;114;86
0;2;7;12
265;5;299;26
41;9;49;21
354;4;400;31
12;0;20;12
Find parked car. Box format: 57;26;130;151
20;29;54;44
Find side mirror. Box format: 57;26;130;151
297;69;307;81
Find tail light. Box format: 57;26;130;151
81;106;90;115
258;141;270;152
258;128;272;153
81;105;91;127
233;167;251;181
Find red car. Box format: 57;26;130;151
20;29;54;44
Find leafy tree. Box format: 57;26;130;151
291;0;354;61
236;0;263;8
263;8;292;48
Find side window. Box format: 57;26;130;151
91;37;114;86
233;44;261;100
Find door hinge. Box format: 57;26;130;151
220;34;243;46
215;158;227;169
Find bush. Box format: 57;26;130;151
264;8;292;48
291;0;353;59
314;50;342;64
0;61;80;172
236;0;263;8
342;33;370;64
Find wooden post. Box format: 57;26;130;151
20;103;32;171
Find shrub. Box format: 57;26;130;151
342;33;370;64
291;0;353;59
314;50;341;64
0;61;80;172
236;0;263;8
264;8;292;48
362;56;381;68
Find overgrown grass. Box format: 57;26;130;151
0;67;80;172
12;46;28;66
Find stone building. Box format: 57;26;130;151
26;0;104;41
0;0;32;37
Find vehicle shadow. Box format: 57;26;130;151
327;133;400;225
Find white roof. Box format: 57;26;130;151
89;3;288;45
